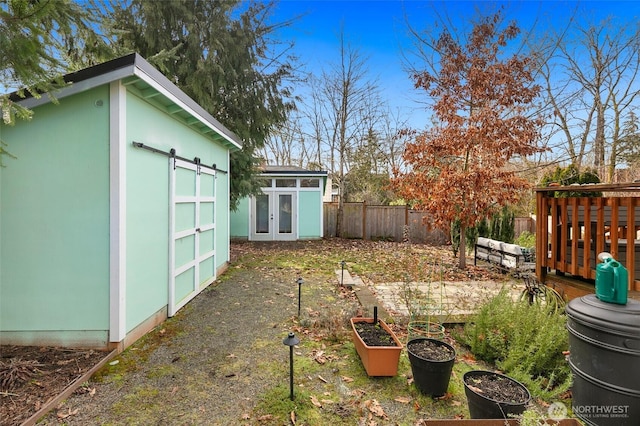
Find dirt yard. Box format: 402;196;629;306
1;240;510;425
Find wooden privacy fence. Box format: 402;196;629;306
514;216;535;237
323;202;449;244
324;202;535;244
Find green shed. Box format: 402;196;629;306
0;54;241;350
230;166;327;241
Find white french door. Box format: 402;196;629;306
251;191;296;241
169;158;216;316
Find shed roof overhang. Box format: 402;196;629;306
259;165;328;177
11;53;242;151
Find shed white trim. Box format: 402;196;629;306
18;66;136;110
109;81;127;342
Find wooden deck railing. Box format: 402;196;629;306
535;183;640;291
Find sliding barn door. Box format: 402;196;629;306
169;158;216;316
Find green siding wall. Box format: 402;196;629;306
0;82;233;347
0;86;111;345
231;186;323;240
299;191;322;238
124;92;230;332
230;197;250;238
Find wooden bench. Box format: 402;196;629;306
474;237;535;274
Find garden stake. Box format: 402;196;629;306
282;332;300;401
297;277;303;318
373;306;378;325
340;260;346;286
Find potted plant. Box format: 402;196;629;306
407;337;456;397
463;370;531;419
350;307;403;377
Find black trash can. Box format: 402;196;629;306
566;294;640;426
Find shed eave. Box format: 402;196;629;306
131;57;242;151
259;171;328;177
9;53;243;152
14;65;136;110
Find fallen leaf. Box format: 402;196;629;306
312;350;326;364
257;414;273;421
450;400;462;406
364;399;387;418
467;385;483;394
341;375;354;383
351;388;367;397
290;411;296;424
57;408;79;419
394;396;411;404
310;395;322;408
317;375;328;383
241;413;250;420
436;392;453;401
460;353;477;363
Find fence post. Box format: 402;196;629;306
362;201;367;240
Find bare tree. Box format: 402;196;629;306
541;16;640;181
261;111;316;167
306;29;383;236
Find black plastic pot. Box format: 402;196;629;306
463;370;531;419
407;338;456;397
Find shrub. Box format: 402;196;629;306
460;289;571;400
515;231;536;249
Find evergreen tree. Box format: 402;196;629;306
108;0;297;209
500;207;515;244
476;218;490;238
1;0;108;162
540;164;602;197
489;215;502;241
618;111;640;167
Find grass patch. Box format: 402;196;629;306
92;319;182;384
252;384;327;424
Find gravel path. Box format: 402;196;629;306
38;263;349;425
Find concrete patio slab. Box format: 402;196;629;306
372;279;525;323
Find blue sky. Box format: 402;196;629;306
270;0;640;129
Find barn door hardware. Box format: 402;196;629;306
132;141;228;174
